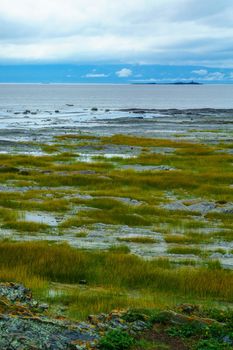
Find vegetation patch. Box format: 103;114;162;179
167;246;202;256
117;236;157;244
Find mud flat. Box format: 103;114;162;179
0;107;233;142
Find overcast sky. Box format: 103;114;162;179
0;0;233;67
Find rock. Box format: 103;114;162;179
0;166;20;173
122;165;175;172
79;280;87;285
23;110;31;114
19;169;30;175
188;202;216;214
157;310;219;327
88;315;99;325
77;171;96;175
210;253;223;259
0;282;32;303
0;283;150;350
38;303;49;311
177;304;199;315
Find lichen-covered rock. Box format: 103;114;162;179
0;282;32;301
156;310;220;327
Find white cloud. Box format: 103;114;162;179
85;73;109;78
191;70;225;80
192;69;208;75
204;72;225;80
116;68;132;77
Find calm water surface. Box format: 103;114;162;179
0;84;232;110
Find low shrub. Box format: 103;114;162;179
99;329;135;350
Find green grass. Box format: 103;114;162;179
2;220;50;233
0;207;49;234
164;233;211;244
108;245;131;254
0;207;19;222
0;197;69;212
167;246;202;256
0;135;232;246
75;231;88;238
1;133;233;322
61;207;151;228
117;237;157;244
0;241;232;301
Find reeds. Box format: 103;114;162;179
0;241;232;301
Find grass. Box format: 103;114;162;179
0;207;19;222
75;231;88;238
2;220;50;233
108;245;131;254
1;135;231;250
167;246;202;256
134;339;170;350
164;233;211;244
117;237;157;244
1;133;233;322
0;241;232;302
60;207;152;228
101;135;193;148
0;197;69;212
0;207;50;234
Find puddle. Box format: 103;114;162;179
77;153;136;162
23;212;58;226
48;289;65;298
98;153;135;159
122;165;175;171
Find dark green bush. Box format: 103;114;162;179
99;329;135;350
194;339;232;350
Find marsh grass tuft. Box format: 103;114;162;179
0;241;232;301
2;220;50;233
117;236;157;244
108;245;131;254
167;246;202;256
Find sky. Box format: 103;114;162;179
0;0;233;83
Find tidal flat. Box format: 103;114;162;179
0;107;233;347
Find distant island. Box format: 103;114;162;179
173;81;202;85
132;81;202;85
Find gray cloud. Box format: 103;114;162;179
0;0;232;67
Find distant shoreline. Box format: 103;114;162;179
0;82;233;85
131;81;202;85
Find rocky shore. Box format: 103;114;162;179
0;283;148;350
1;283;232;350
